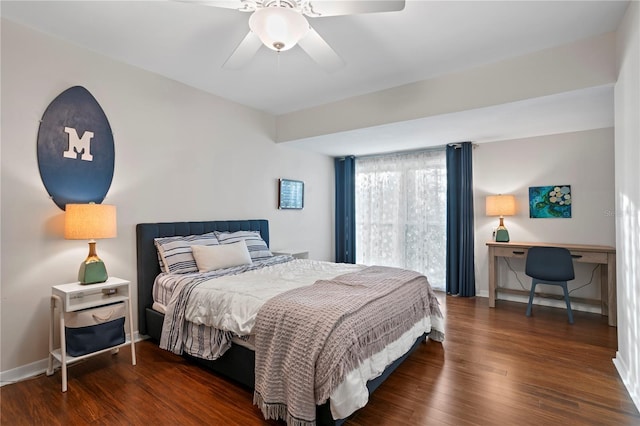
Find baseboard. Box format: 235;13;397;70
613;352;640;412
474;292;601;314
476;290;489;298
0;357;49;387
0;332;147;387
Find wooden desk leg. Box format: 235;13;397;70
601;263;608;317
607;253;617;327
488;247;496;308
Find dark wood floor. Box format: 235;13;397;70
2;295;638;426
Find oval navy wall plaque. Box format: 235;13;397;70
37;86;115;210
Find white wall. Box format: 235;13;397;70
473;129;616;307
0;20;334;374
614;0;640;411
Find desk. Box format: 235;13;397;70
486;242;616;326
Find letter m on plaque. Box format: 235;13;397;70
63;127;94;161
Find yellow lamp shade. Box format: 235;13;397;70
65;204;117;240
485;195;516;217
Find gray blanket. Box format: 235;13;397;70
253;265;444;426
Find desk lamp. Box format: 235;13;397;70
65;203;117;284
486;195;516;242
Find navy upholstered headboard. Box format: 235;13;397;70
135;219;269;335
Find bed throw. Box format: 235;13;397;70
253;265;444;426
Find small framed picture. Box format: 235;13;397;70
278;179;304;210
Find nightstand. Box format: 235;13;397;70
272;249;309;259
46;277;136;391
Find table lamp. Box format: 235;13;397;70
64;203;117;284
486;195;516;242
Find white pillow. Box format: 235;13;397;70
191;241;253;272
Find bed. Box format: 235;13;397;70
136;219;444;426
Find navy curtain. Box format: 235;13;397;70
335;156;356;263
446;142;476;296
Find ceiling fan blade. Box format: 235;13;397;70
223;31;262;69
297;27;344;72
306;0;405;17
176;0;255;11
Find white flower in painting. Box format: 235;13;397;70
547;186;571;205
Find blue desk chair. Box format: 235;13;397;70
525;246;575;324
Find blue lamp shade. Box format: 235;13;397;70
64;203;117;284
486;195;516;242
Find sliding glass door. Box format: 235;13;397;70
355;149;447;290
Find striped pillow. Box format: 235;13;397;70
154;232;219;274
214;230;273;261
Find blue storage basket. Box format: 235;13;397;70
64;302;125;357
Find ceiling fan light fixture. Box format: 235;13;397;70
249;6;309;52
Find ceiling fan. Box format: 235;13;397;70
183;0;406;71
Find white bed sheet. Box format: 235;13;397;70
184;259;365;335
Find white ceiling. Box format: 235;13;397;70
1;0;629;155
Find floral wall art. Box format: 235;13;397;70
529;185;572;218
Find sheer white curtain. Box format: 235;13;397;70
355;149;447;290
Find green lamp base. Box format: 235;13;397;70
495;228;510;243
78;260;108;285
